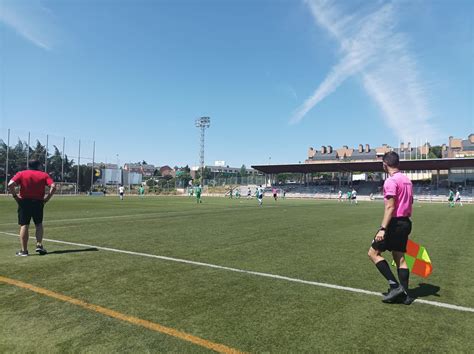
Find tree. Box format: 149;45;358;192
429;145;442;159
70;165;94;192
175;166;192;188
195;167;212;182
239;164;247;177
0;138;75;187
48;146;74;182
30;140;46;164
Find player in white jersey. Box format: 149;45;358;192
351;188;358;204
338;190;342;202
118;185;124;200
455;190;463;206
256;185;264;207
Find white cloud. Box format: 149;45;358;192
291;0;438;141
0;0;57;50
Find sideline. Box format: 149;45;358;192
1;231;473;314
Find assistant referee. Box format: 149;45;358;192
8;160;56;256
368;151;414;305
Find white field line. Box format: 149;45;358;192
0;205;276;227
1;231;473;314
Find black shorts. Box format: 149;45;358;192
17;199;44;226
371;217;412;253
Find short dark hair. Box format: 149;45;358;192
28;160;41;170
382;151;400;168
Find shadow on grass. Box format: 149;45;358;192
410;283;441;298
43;248;99;255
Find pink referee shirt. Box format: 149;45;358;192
383;171;413;217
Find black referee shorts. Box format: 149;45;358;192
371;217;412;253
17;199;44;226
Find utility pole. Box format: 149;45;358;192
4;129;10;194
195;117;210;184
90;141;95;191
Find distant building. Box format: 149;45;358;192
305;135;473;182
306;134;473;163
159;165;176;178
87;163;118;169
443;134;474;158
124;163;155;177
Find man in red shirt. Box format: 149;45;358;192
8;160;56;256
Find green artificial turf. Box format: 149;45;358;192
0;196;473;352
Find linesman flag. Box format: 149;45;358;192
394;240;433;278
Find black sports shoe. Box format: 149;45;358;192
16;250;29;257
382;285;405;303
402;295;416;305
35;245;48;255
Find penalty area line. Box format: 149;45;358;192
1;231;473;314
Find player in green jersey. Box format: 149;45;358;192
195;185;202;204
448;189;454;208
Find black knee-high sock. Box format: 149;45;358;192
375;260;399;287
397;268;409;292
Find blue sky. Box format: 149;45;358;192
0;0;473;168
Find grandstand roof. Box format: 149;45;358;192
252;158;474;174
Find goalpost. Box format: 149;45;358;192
55;182;78;195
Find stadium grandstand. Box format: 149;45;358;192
252;134;474;202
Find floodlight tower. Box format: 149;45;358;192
195;116;211;181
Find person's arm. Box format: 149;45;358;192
44;182;57;203
374;197;395;241
7;180;21;202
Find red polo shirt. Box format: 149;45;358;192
11;170;54;200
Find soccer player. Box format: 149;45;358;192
346;190;352;201
455;190;463;206
368;152;414;305
8;160;56;256
256;185;264;207
351;188;358;204
195;184;202;204
338;190;342;202
247;187;252;199
448;188;455;208
139;185;145;197
272;186;278;201
119;185;125;200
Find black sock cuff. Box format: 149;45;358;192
376;260;389;268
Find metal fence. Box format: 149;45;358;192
203;175;266;187
1;128;99;194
